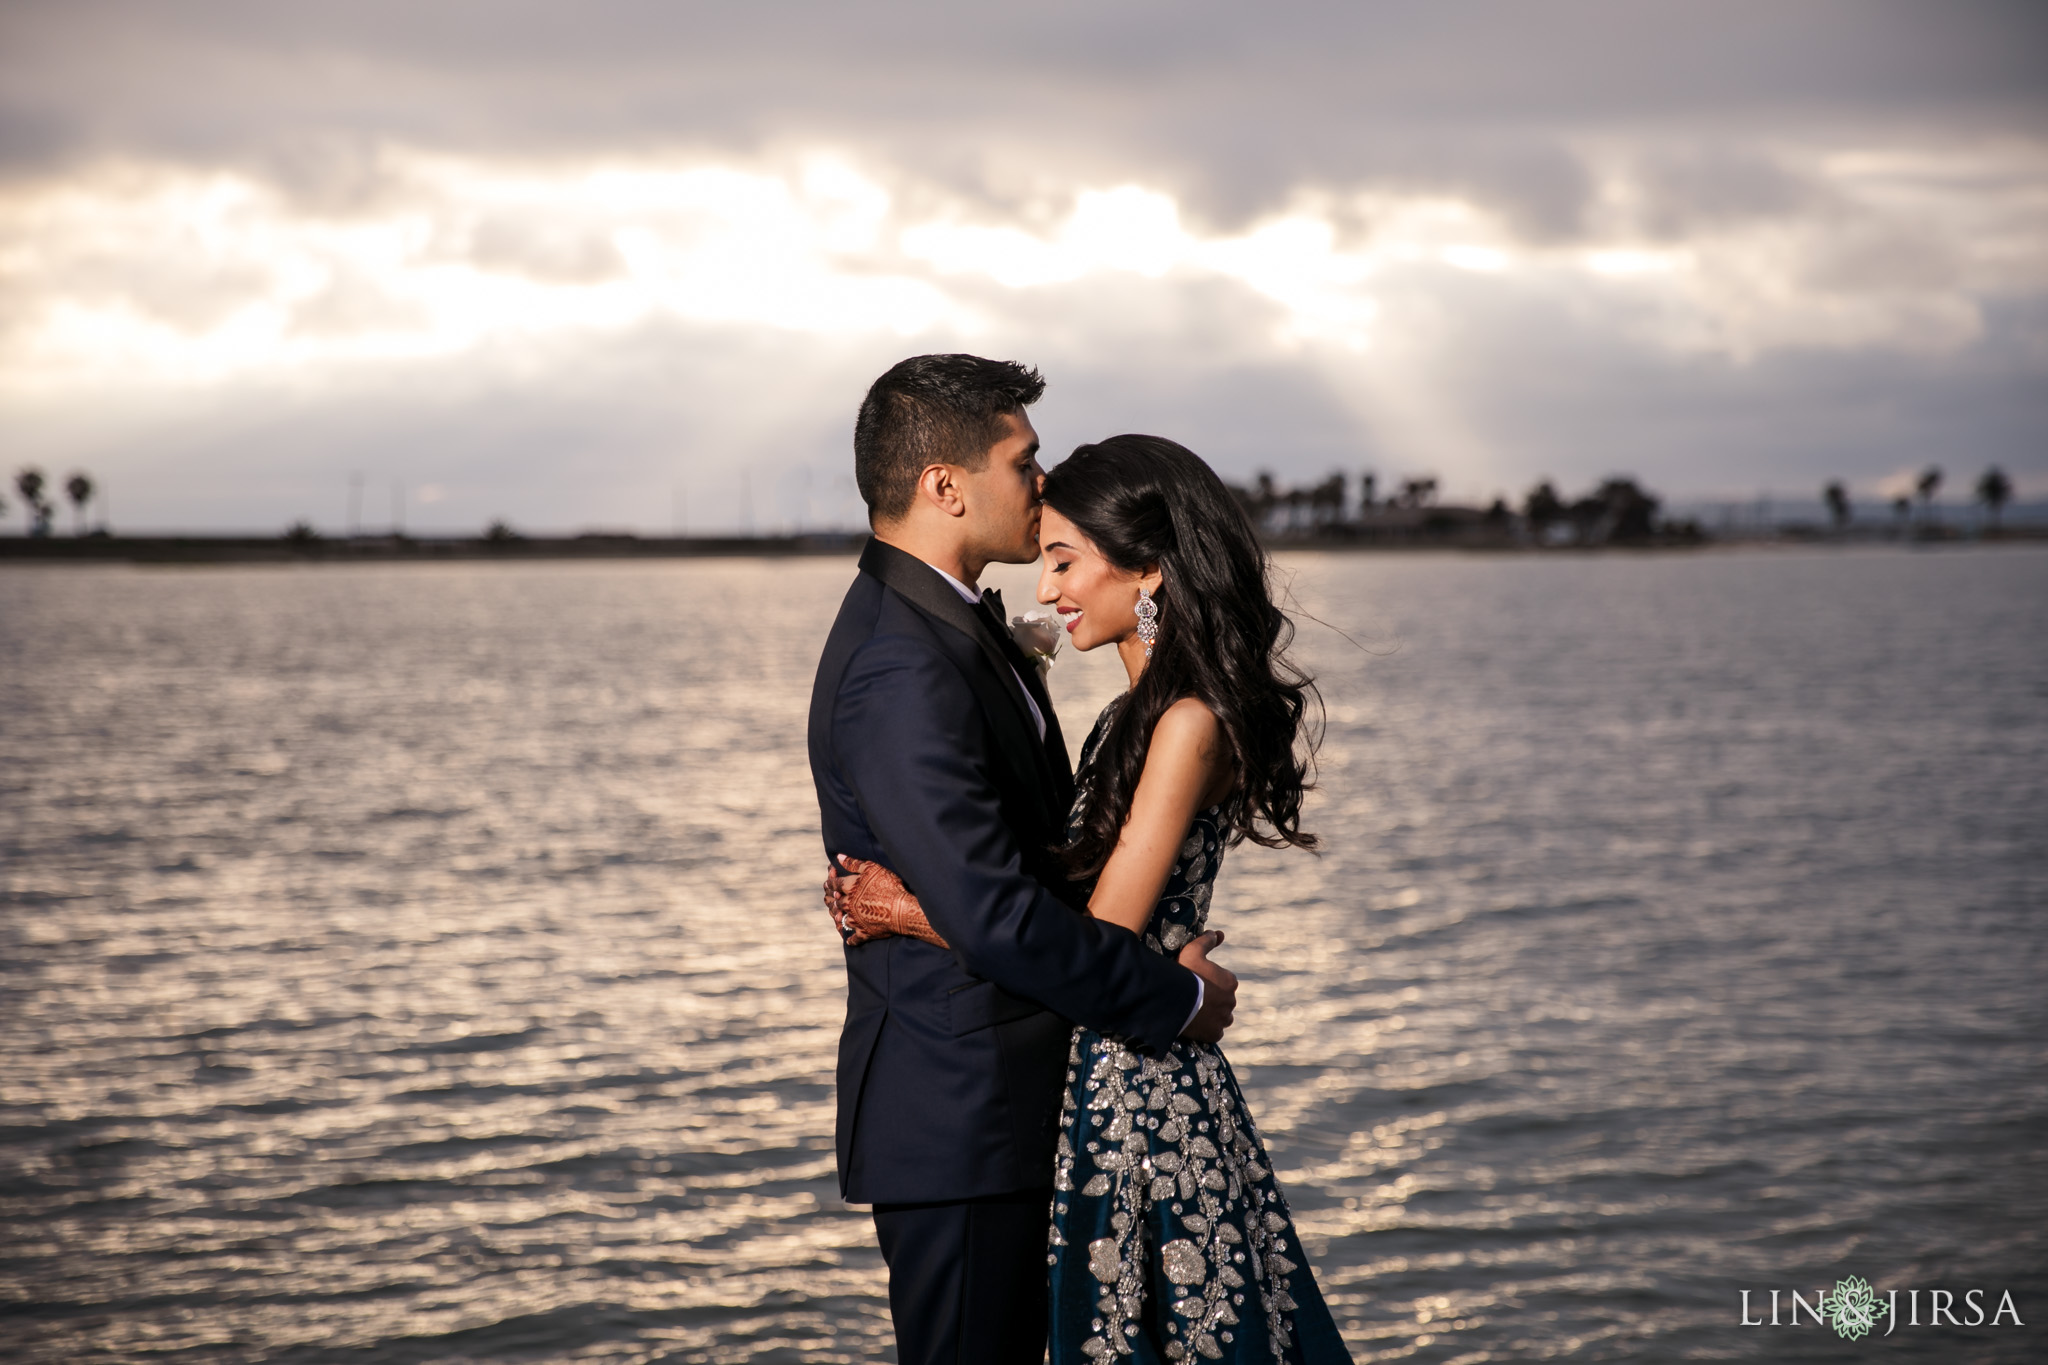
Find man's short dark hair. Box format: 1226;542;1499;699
853;354;1045;522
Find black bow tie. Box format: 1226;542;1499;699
981;587;1006;624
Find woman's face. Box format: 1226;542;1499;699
1035;505;1157;653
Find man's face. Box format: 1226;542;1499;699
957;410;1045;566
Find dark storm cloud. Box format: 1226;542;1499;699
4;0;2043;228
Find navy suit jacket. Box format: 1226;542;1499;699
809;538;1198;1204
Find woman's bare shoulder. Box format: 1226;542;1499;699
1147;698;1226;779
1152;695;1221;744
1148;697;1234;806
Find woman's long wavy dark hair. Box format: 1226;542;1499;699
1043;434;1320;877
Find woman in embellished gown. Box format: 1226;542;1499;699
829;435;1352;1363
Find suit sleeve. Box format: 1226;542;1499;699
833;633;1198;1053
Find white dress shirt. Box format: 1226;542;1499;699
930;565;1046;740
925;561;1205;1033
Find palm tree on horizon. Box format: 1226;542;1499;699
1523;480;1564;542
65;472;94;535
15;467;52;536
1823;480;1850;528
1976;467;2012;529
1916;466;1943;524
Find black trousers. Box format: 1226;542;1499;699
871;1187;1052;1365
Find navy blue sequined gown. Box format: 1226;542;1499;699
1048;702;1351;1363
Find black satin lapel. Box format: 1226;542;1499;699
1009;646;1072;797
861;541;1028;707
969;579;1074;797
1044;702;1074;807
859;538;1065;816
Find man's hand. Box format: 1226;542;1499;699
823;861;858;940
1176;930;1237;1043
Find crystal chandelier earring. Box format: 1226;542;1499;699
1135;585;1159;659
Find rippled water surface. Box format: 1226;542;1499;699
3;548;2044;1363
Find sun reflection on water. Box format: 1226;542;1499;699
3;550;2044;1362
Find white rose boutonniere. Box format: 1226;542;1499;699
1010;608;1065;681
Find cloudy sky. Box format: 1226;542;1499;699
2;0;2043;533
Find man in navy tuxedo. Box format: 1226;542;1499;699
808;355;1238;1362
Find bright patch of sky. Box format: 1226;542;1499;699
8;145;2033;392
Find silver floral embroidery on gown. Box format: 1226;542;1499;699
1046;701;1349;1364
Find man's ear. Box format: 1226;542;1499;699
914;463;968;519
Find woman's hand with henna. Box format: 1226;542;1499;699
822;855;949;948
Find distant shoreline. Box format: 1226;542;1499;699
0;532;871;564
3;525;2042;565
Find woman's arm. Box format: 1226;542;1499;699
1086;697;1233;935
825;699;1231;945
